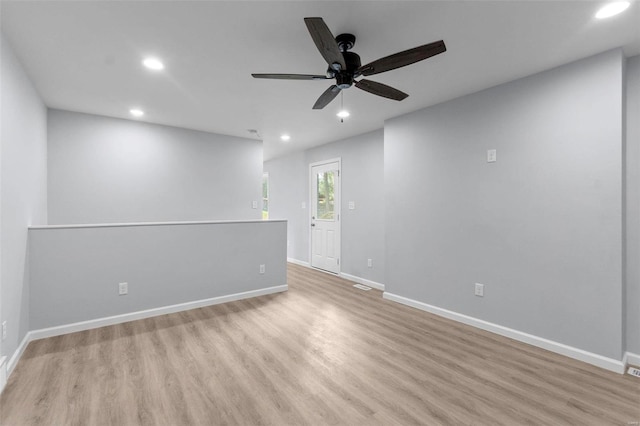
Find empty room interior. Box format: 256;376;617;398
1;0;639;424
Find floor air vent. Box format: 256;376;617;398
628;367;640;378
353;284;372;291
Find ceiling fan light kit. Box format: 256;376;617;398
252;17;446;110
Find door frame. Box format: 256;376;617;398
308;157;341;274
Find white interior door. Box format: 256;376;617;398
310;160;340;274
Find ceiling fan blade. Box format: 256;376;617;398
304;17;346;71
313;85;341;109
355;79;408;101
252;73;329;80
357;40;446;76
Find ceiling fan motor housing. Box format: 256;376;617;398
332;50;361;89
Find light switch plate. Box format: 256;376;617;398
348;201;355;210
487;149;497;163
119;282;128;295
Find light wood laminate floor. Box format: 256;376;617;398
1;263;639;425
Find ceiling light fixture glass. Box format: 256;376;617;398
595;1;630;19
143;57;165;70
130;108;144;117
337;91;349;123
280;134;291;141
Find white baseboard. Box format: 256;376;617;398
0;356;6;395
383;292;625;374
30;285;288;341
287;257;310;267
7;285;287;378
7;333;30;377
287;258;385;291
624;351;640;367
340;272;385;291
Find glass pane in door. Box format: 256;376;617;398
316;171;335;220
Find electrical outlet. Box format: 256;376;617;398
349;201;355;210
119;282;128;295
367;258;373;268
487;149;497;163
1;321;6;340
301;202;306;209
259;264;265;274
252;200;258;209
475;283;484;297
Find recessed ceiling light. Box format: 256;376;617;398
280;134;291;141
337;110;350;118
595;1;630;19
143;57;164;70
130;108;144;117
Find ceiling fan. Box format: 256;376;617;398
252;17;446;110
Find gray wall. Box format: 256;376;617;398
384;49;624;360
264;130;385;285
47;109;263;224
264;151;307;262
29;221;287;329
626;55;640;356
0;33;48;364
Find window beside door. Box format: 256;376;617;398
262;172;269;220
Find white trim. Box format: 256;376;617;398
340;272;385;291
287;257;310;267
4;285;287;377
7;333;30;376
308;157;342;168
383;292;625;374
29;219;286;230
0;356;6;395
624;351;640;367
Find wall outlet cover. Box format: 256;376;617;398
475;283;484;297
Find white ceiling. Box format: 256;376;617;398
2;1;639;160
